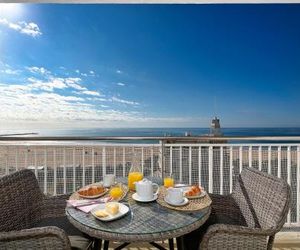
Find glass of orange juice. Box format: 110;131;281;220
128;172;143;191
110;183;123;200
164;174;175;188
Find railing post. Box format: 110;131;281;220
287;146;291;225
150;147;154;176
189;146;192;185
297;146;300;225
198;146;202;186
208;146;213;193
230;146;233;193
258;146;262;171
278;146;281;178
170;146;173;175
44;148;47;194
159;140;165;179
15;146;18;171
72;148;76;192
220;146;223;195
249;146;252;168
102;147;106;179
268;146;272;175
141;147;144;174
34;148;37;177
122;147;126;177
53;148;57;195
92;148;95;183
63;147;66;194
114;147;116;176
82;147;85;187
179;146;183;183
239;146;243;173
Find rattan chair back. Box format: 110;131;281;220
232;167;290;230
0;169;43;232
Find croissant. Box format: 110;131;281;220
78;185;105;196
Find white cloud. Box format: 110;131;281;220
75;69;80;74
0;18;42;37
116;82;125;86
111;96;139;105
28;77;67;92
116;69;122;74
81;73;88;77
26;66;50;75
0;69;20;75
0;82;143;123
87;97;107;102
65;78;87;90
90;70;95;74
81;90;101;96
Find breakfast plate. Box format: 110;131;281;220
77;185;109;199
91;203;129;222
180;185;207;199
185;191;207;199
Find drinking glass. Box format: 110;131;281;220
164;174;175;188
109;183;123;200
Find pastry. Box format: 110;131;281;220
94;209;109;218
105;202;119;215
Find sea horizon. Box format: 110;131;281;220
2;127;300;137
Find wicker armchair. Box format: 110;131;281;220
184;167;291;250
0;169;91;250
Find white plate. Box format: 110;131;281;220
164;197;189;207
77;186;109;199
178;186;207;199
132;193;158;202
91;203;129;222
185;191;207;199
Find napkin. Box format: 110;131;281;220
67;197;112;213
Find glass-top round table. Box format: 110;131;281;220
66;179;211;250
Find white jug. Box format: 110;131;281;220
135;178;159;200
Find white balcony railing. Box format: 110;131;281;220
0;136;299;228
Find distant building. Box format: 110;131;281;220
210;116;223;136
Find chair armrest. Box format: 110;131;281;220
0;226;71;250
41;194;71;219
200;224;272;250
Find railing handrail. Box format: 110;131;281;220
1;135;300;141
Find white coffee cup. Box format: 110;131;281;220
135;178;159;201
103;174;115;187
166;187;184;204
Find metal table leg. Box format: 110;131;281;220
176;236;185;250
93;239;102;250
103;240;109;250
168;238;174;250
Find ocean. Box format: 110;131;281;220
3;127;300;137
1;127;300;144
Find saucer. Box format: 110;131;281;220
132;193;158;202
164;197;189;207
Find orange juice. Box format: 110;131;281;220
110;186;123;199
164;177;174;188
128;172;143;191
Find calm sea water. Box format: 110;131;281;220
2;127;300;137
2;128;300;144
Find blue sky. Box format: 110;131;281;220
0;4;300;128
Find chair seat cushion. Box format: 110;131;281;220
34;216;92;250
